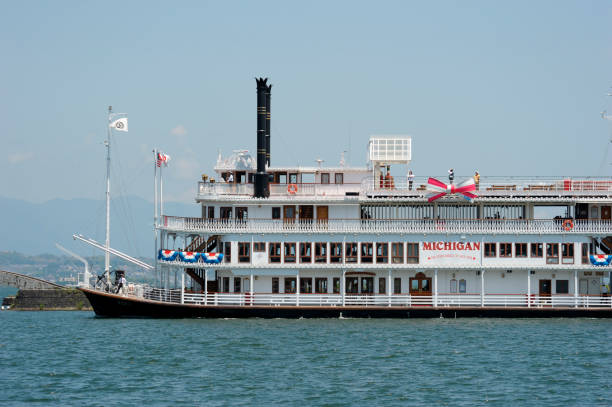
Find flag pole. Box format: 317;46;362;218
104;106;112;286
153;149;159;289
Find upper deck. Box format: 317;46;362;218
197;175;612;203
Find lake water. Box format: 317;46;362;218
0;312;610;406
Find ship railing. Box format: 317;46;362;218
362;176;612;196
142;287;182;303
197;181;361;198
176;292;612;308
161;216;612;234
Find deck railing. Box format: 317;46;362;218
132;289;612;308
162;216;612;235
362;176;612;196
198;182;361;198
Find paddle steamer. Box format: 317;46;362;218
80;78;612;317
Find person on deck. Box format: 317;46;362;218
408;170;414;190
116;275;126;294
448;168;454;185
474;170;480;190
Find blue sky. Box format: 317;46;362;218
1;0;611;204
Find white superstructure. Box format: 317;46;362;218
152;134;612;309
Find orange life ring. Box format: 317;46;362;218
287;183;298;195
562;219;573;231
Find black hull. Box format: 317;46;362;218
79;288;612;318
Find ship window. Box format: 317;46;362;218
220;207;232;219
581;243;589;264
499;243;512;257
222;276;230;293
450;279;457;293
361;277;374;294
335;173;344;184
272;277;279;293
233;277;241;293
276;173;287;184
406;243;419;264
330;243;343;263
269;242;281;263
321;173;330;184
531;243;543;257
345;277;358;293
376;243;388;263
391;243;404;263
208;206;215;219
284;277;296;293
459;279;466;293
333;277;340;293
272;207;281;219
299;205;314;223
515;243;528;257
556;280;569;294
546;243;559;264
360;243;373;263
224;242;231;263
202;205;207;219
345;243;358;263
393;278;402;294
300;242;312;263
484;243;496;257
254;242;265;252
289;173;298;184
315;278;328;293
561;243;574;264
300;277;313;293
238;242;251;263
379;277;386;294
315;242;328;263
284;242;296;263
302;173;315;183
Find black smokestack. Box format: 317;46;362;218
254;77;269;198
265;83;271;166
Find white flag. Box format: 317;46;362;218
110;118;128;132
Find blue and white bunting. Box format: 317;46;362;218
179;251;199;263
590;254;612;266
158;250;178;261
202;252;224;264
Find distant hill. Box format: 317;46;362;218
0;196;199;256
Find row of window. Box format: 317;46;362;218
236;242;419;264
219;276;571;295
483;242;587;264
221;241;592;265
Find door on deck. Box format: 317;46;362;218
601;206;611;220
539;279;552;296
283;205;296;224
316;206;329;225
579;279;588;295
409;272;432;296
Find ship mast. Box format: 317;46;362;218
105;106;112;282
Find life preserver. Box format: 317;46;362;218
287;183;298;195
562;219;573;231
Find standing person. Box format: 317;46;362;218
448;168;454;185
408;170;414;190
227;172;234;183
116;274;126;294
474;170;480;190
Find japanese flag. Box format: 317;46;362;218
110;118;128;132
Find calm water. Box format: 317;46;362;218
0;312;610;406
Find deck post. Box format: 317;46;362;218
387;269;391;307
527;270;531;308
342;269;346;306
434;269;438;307
204;269;208;305
180;271;184;304
573;269;578;308
250;272;254;306
480;270;485;307
296;270;300;306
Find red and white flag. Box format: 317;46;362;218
157;152;170;167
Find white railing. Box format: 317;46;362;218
162;216;612;235
362;176;612;196
197;182;361;198
171;292;612;308
142;287;182;303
